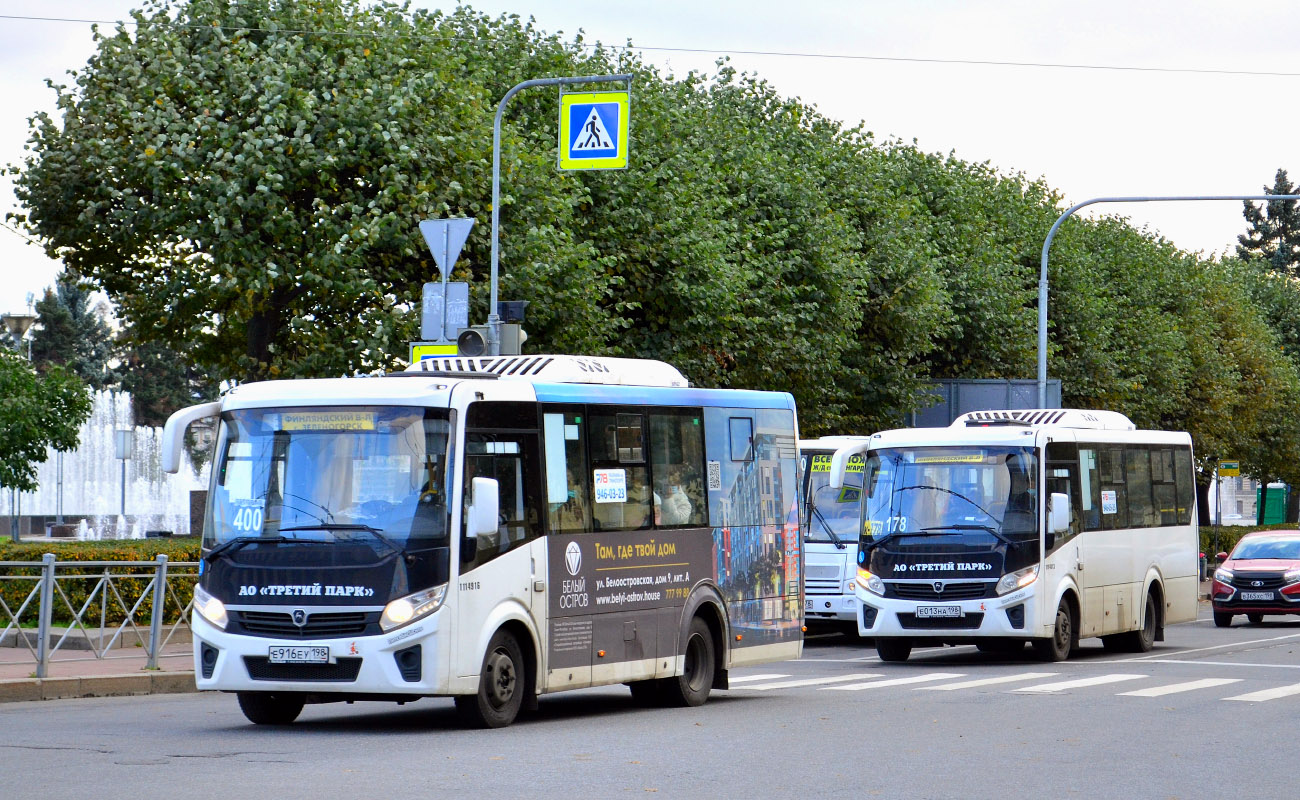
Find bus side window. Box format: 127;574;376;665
543;408;591;533
649;409;707;528
1079;447;1102;531
1098;446;1129;530
1044;442;1081;550
588;411;652;531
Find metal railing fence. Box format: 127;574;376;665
0;554;198;678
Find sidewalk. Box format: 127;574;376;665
0;642;196;704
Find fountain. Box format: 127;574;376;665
8;390;210;539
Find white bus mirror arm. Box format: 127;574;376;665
160;401;222;473
828;441;872;490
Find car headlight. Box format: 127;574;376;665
856;567;885;596
1214;567;1234;584
996;565;1040;596
193;583;228;630
380;583;447;632
1284;568;1300;585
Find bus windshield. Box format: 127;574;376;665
204;406;451;553
862;446;1040;560
804;453;862;545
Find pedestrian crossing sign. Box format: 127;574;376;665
558;90;630;171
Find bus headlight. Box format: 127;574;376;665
996;565;1040;596
380;584;447;632
856;567;885;596
193;583;228;630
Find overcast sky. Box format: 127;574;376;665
2;0;1297;317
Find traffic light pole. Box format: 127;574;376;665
489;74;632;355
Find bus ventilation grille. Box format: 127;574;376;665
965;410;1067;426
419;356;555;376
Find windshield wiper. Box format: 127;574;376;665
919;524;1019;547
203;535;328;563
895;484;999;520
277;523;404;556
808;505;846;549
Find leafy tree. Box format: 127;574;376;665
0;350;92;497
117;333;218;428
1237;168;1300;276
29;274;115;390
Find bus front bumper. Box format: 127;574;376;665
854;585;1042;640
191;609;448;695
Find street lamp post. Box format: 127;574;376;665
1038;193;1300;408
3;311;37;542
115;429;134;524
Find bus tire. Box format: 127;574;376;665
1107;591;1158;653
659;617;715;707
1033;597;1075;662
237;691;304;725
455;629;524;729
875;638;912;662
1213;611;1233;628
1247;613;1264;624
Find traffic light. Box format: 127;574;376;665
454;324;527;356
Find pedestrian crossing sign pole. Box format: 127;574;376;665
558;89;630;171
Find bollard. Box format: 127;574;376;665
147;554;169;669
35;553;56;679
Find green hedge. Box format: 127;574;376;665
0;538;201;628
1200;522;1298;561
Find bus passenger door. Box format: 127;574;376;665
455;428;546;678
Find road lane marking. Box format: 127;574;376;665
1134;659;1300;670
1118;678;1242;697
1224;682;1300;702
1109;632;1300;662
728;674;790;683
1013;674;1146;693
823;672;965;691
735;673;881;691
918;672;1059;691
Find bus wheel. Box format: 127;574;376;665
876;638;912;662
1213;612;1233;628
456;630;524;729
237;691;304;725
1247;613;1264;624
660;617;715;707
1107;592;1158;653
1033;598;1075;662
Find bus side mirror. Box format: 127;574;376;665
462;477;499;562
1048;492;1070;535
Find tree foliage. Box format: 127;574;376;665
1238;169;1300;276
30;275;115;390
11;0;1300;489
0;351;92;492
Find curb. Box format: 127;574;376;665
0;671;197;704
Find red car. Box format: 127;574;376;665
1211;530;1300;627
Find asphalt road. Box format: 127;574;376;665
3;606;1297;800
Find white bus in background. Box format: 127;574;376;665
163;355;803;728
800;436;871;634
828;409;1198;662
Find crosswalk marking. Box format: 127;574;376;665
1224;682;1300;702
918;672;1059;691
1013;674;1147;693
735;673;881;691
728;674;790;684
1118;678;1242;697
823;672;965;691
